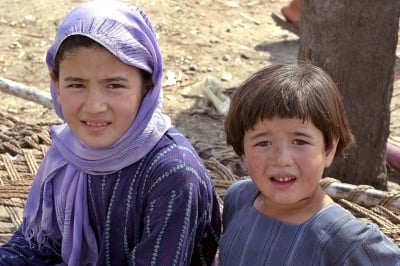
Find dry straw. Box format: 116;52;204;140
0;113;399;247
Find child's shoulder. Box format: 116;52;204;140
224;178;257;205
149;128;195;157
227;178;256;194
141;127;209;182
309;204;400;262
156;128;196;154
311;204;395;245
311;204;371;233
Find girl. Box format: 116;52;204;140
0;1;221;265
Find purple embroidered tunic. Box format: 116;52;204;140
1;129;221;265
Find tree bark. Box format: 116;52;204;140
298;0;400;189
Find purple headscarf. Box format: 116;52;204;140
22;1;171;265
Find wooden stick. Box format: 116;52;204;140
0;78;52;108
322;179;400;213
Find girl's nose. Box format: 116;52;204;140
83;88;107;114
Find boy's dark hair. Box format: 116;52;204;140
225;63;355;158
53;35;152;89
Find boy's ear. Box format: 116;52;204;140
241;154;248;168
325;137;339;168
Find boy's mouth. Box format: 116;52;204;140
271;176;296;182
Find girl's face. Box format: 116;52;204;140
52;45;146;148
242;116;338;208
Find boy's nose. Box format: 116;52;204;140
271;144;293;167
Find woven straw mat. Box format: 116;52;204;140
0;113;399;248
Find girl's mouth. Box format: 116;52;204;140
84;121;109;126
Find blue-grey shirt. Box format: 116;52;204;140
219;179;400;266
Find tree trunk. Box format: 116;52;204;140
298;0;399;189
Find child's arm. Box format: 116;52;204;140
129;168;216;265
343;225;400;265
0;227;62;265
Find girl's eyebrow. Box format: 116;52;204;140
64;76;86;82
102;76;129;83
63;76;129;82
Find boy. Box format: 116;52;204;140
219;63;400;265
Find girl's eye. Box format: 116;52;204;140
107;83;125;89
293;139;308;145
256;140;271;147
67;83;84;89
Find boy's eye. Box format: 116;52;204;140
293;139;308;145
256;140;271;147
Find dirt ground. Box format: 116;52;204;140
0;0;301;137
0;0;400;186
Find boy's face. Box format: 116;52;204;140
52;46;146;148
242;116;338;207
